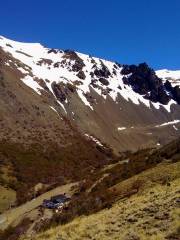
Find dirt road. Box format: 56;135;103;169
0;182;77;230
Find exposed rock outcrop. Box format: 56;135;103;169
121;63;180;105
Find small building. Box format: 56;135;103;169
42;194;70;209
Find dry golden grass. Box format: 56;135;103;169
0;182;77;231
0;164;17;213
23;161;180;240
0;186;16;213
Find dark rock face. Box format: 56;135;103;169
121;63;180;105
72;61;84;72
63;50;85;72
51;82;68;102
99;78;109;86
51;81;77;102
102;87;112;95
47;49;58;54
121;63;162;96
77;70;86;80
172;86;180;104
121;64;137;75
94;61;111;78
112;69;117;75
114;62;122;69
53;62;61;68
6;43;13;48
37;59;53;66
90;79;99;89
154;86;170;105
162;82;180;105
161;81;180;104
66;83;76;93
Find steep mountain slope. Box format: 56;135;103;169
0;37;115;206
0;36;180;153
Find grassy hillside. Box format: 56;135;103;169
0;138;179;240
23;161;180;240
0;138;113;205
36;138;179;229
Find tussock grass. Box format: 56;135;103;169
23;161;180;240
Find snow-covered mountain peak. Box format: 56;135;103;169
0;36;180;113
0;36;180;153
156;69;180;86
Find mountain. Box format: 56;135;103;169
0;36;180;154
156;69;180;86
0;36;180;240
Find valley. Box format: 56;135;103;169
0;36;179;240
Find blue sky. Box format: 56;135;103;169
1;0;180;69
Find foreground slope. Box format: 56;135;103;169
0;134;179;240
23;148;180;240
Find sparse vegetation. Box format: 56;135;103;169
37;139;179;229
0;218;31;240
9;138;177;240
0;136;114;204
22;160;180;240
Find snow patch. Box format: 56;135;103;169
155;120;180;127
50;106;59;115
57;101;67;114
22;76;43;94
84;134;103;146
118;127;126;131
156;69;180;86
17;67;29;75
173;125;178;131
5;62;10;66
77;89;93;110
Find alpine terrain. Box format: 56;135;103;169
0;36;179;240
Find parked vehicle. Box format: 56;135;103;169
42;194;70;209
